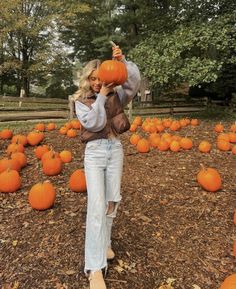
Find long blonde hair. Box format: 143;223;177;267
72;59;101;101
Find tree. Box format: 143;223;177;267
0;0;87;96
129;13;236;97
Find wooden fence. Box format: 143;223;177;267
0;94;235;122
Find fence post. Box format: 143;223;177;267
19;88;25;108
128;100;133;121
68;95;75;119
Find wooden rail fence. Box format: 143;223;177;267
0;94;235;122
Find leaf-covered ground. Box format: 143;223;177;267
0;119;235;289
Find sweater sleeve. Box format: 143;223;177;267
75;94;107;132
116;59;141;107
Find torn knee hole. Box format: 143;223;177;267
106;201;116;215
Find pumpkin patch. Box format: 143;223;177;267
0;117;235;289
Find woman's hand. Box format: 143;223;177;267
112;45;124;61
99;82;115;97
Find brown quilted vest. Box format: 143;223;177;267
79;92;130;143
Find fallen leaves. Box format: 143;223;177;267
114;259;137;274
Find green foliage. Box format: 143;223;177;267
129;14;236;91
0;0;87;96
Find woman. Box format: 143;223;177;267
74;45;140;289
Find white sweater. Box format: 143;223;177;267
75;59;141;132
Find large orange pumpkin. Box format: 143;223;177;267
28;181;56;210
197;165;222;192
219;273;236;289
69;169;87;193
136;138;150;153
98;60;128;85
0;169;21;193
42;156;62;176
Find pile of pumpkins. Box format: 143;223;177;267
129;116;236;155
0;119;87;210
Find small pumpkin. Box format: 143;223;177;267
0;157;21;173
11;134;28;146
27;130;44;146
214;123;224;133
197;165;222;192
6;142;25;155
69;169;87;193
136;138;150;153
66;129;77;138
133;116;142;126
98;59;128;85
179;137;193;150
129;134;141;146
34;145;50;160
28;181;56;210
11;152;27;169
0;129;13;139
219;273;236;289
34;123;45;131
0;169;21;193
169;140;181;152
59;150;72;163
198;141;212;153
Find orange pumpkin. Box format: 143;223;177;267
27;131;44;146
0;157;21;173
11;152;27;169
59;126;68;135
0;169;21;193
42;156;62;176
198;141;212;153
228;132;236;143
232;145;236;155
70;119;81;129
11;134;28;146
217;140;231;151
136;138;150;153
28;181;56;210
129;134;141;145
219;273;236;289
34;145;50;160
47;122;56;131
59;150;72;163
34;123;45;131
190;118;199;126
230;122;236;132
98;60;128;85
69;169;87;193
169;140;181;152
6;142;25;155
66;129;77;138
0;129;13;139
197;165;222;192
133;116;142;126
41;150;59;163
129;123;137;132
214;123;224;133
179;137;193;150
157;139;169;151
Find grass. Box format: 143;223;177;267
0;119;69;133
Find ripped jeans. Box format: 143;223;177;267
84;138;123;273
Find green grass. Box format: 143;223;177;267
0;119;69;133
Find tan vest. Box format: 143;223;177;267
79;92;130;143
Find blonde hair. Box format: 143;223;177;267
72;59;101;101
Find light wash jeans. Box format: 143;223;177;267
84;138;123;273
